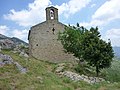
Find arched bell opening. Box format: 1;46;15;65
50;9;55;20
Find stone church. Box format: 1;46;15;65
28;6;74;63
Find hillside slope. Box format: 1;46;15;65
0;50;120;90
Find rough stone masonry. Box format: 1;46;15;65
28;6;75;63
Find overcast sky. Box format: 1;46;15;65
0;0;120;46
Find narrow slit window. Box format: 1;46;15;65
52;28;55;34
36;44;38;46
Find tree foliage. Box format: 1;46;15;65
58;25;114;76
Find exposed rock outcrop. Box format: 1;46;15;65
0;53;27;73
0;53;13;66
0;34;28;50
0;39;15;49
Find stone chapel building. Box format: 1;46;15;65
28;6;74;63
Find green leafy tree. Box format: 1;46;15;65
82;27;114;76
58;26;84;62
58;25;114;76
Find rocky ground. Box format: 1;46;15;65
55;63;105;84
0;53;27;73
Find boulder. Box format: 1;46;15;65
19;52;29;58
55;66;64;73
14;62;27;73
24;53;29;58
0;53;13;65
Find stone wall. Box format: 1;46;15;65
29;20;75;63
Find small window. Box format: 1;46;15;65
36;44;38;46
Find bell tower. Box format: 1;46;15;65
46;6;58;21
